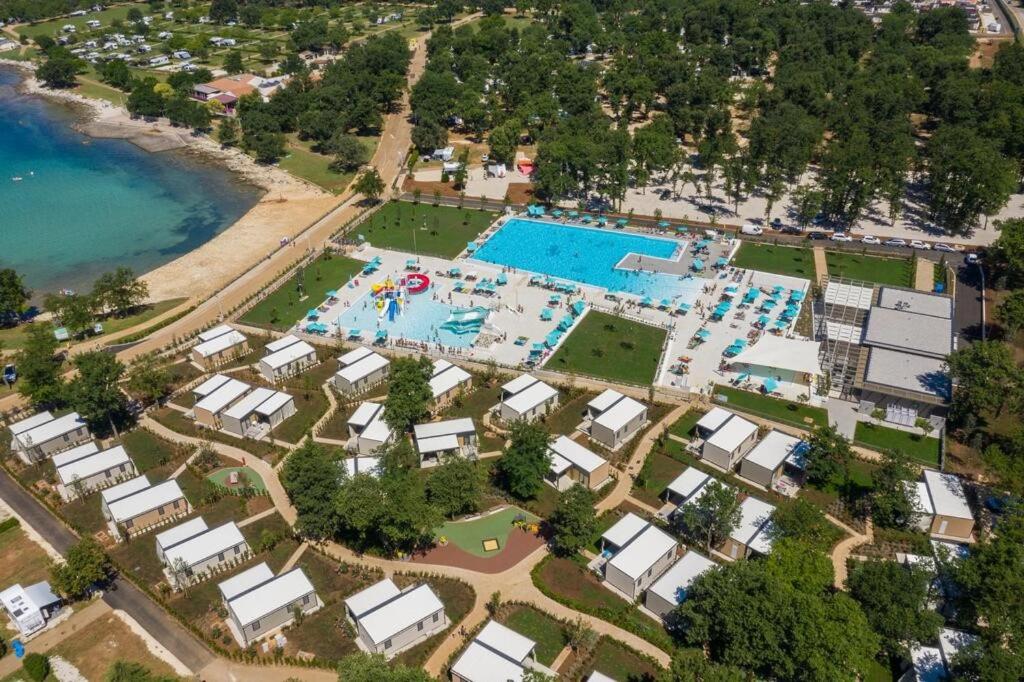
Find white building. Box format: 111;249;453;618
545;436;610;491
220;563;321;647
430;359;472;409
156;518;250;588
663;467;712;508
9;411;92;464
220;387;296;438
738;430;806;489
345;578;448;657
497;374;559;423
259;335;317;382
191;325;248;369
585;390;648;450
347;402;395;455
100;476;189;539
905;470;975;540
600;513;678;600
333;347;390;395
697;408;758;471
722;496;775;560
0;582;61;637
413;418;478;466
341;456;381;478
193;378;251;429
904;629;977;682
644;550;717;619
54;443;136;500
451;620;545;682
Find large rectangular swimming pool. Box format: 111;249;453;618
471;218;702;302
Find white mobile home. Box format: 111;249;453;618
333;347;390;394
220;387;296;437
451;620;542;682
644;550;716;619
722;496;775;560
259;335;317;382
9;411;92;464
345;579;447;657
663;467;712;508
341;456;381;478
0;582;61;637
545;436;610;491
193;378;251;429
101;476;189;539
156;518;249;588
738;430;806;489
54;443;136;500
220;563;321;647
191;325;248;369
429;359;472;410
413;418;478;466
192;373;231;401
699;410;758;471
347;402;394;455
586;390;647;450
905;471;976;540
600;513;678;600
498;374;559;422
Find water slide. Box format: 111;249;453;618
387;297;400;322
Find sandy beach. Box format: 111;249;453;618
3;60;342;302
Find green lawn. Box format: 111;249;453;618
732;243;815;279
208;466;267;492
435;506;538;557
714;385;828;429
668;408;705;441
277;134;376;194
546;311;666;385
357;201;498;258
120;428;185;474
854;422;940;466
19;3;151;38
826;251;912;287
440;378;509;451
587;636;664;682
632;452;685;508
500;605;567;666
239;252;364;330
542;392;596;436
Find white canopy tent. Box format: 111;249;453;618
728;336;822;376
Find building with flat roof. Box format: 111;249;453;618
341;456;381;478
220;563;321;647
9;411;92;464
497;374;559;423
644;550;717;619
191;325;248;369
904;629;976;682
585;390;648;450
333;347;390;395
722;496;775;560
347;402;395;455
156;518;250;588
545;435;610;491
430;360;472;410
663;466;713;509
0;581;61;637
698;410;758;472
413;418;477;466
54;443;135;500
451;620;545;682
345;578;447;657
101;476;190;539
738;430;807;490
905;471;975;540
194;378;251;429
259;335;317;383
600;513;678;599
220;387;296;438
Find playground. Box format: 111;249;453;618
207;466;267;493
412;506;545;572
436;506;539;558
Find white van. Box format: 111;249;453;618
741;224;763;236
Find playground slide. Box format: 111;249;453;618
387;297;400;322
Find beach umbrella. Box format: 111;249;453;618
375;329;388;341
307;309;319;319
616;218;628;226
642;296;653;307
757;315;770;326
348;329;362;338
466;242;478;252
569;210;579;218
657;220;670;228
597;216;607;226
789;291;805;302
716;257;729;267
660;298;671;308
692;259;705;271
762;377;780;393
696;328;711;339
496;273;508;285
737;373;750;383
325;290;338;298
546;331;562;347
675;225;689;233
552;209;563;218
571;300;586;316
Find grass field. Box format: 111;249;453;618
435;506;537;557
277;134;376;194
0;525;52;587
500;605;567;666
240;253;364;330
668;408;705;441
732;243;815;279
47;613;180;681
714;385;828;428
855;422;941;466
826;251;912;286
121;428;186;474
632;452;685;508
586;636;663;682
546;311;666;385
357;201;498;258
18;3;151;38
208;466;267;492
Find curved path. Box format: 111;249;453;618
830;517;874;589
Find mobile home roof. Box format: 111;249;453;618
194;379;250;415
262;340;316;370
226;567;316;627
356;583;444;645
338;345;373;367
106;480;185;523
17;412;86;447
503;381;558;415
193;330;247;358
607;524;677;580
55;445;131;486
923;470;972;520
548;436;605;473
647;550;716;606
336;352;389;383
163;521;245;569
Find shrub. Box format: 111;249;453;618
0;517;20;534
23;653;49;682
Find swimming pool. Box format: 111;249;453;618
471;218;703;302
334;292;481;348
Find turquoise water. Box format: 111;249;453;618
472;218;703;302
0;67;263;295
335;292;480;347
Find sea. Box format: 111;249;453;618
0;66;263;297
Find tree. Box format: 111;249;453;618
281;441;341;539
126;356;174;406
990;218;1024;288
412;120;448;154
209;0;238;24
354;168;385;203
43;291;94;338
37;56;80;88
99;59;133;91
217;117;240;147
15;323;65;407
871;449;917;528
0;268;30;324
804;424;852;487
383;356;433;432
425;457;481;518
549;485;596;556
22;653;49;682
488;120;520;165
997;290;1024;337
104;660;178;682
248;131;286;164
223;49;244;75
496;420;551;499
126;78;165;118
846;558;943;658
768;499;835;552
92;267;148;317
258;41;278;62
50;538;112;600
68;351;127;436
326;134;368;173
674;480;740;553
335;651;433;682
946;340;1022;421
659;649;747;682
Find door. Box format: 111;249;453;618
937;519;948;535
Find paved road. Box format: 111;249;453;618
0;468;215;673
954;262;986;345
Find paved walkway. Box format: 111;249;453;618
914;258;935;291
237;506;278;528
282;542;310;571
813;247;828;284
830;517;874;589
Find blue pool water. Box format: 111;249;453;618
335;293;480;348
472;218;703;302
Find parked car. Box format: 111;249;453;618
781;225;803;235
966;253;980;264
830;231;853;242
910;240;931;250
770;217;784;229
741;224;764;236
861;235;881;245
884;238;907;247
933;243;956;253
807;231;828;240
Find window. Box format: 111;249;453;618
217;552;225;562
105;470;112;478
432;613;439;622
252;619;260;631
417;621;424;632
384;639;392;650
124;519;134;528
233;546;240;555
157;506;165;516
302;594;310;605
63;434;70;442
172;500;180;509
